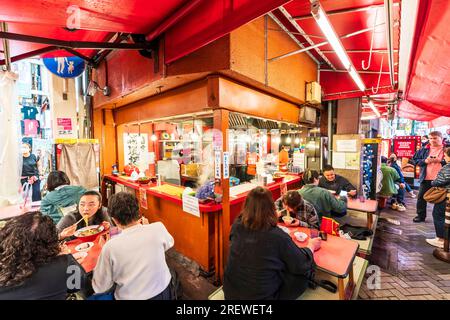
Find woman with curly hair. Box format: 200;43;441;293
0;212;86;299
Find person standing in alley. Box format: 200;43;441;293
412;131;446;223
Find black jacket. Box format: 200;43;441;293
431;163;450;190
318;175;356;194
0;255;88;300
223;217;315;300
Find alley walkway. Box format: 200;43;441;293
359;196;450;300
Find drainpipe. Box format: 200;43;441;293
327;100;333;165
1;22;11;71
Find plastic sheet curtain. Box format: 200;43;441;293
0;71;23;207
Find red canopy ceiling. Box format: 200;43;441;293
0;0;289;65
403;0;450;118
273;0;399;102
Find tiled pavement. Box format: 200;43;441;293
358;195;450;300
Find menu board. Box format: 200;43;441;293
393;139;417;158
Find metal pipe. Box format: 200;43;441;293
320;69;397;74
268;13;320;65
321;49;398;53
270;23;385;62
278;6;336;70
293;2;399;20
264;15;268;86
146;0;203;41
324;85;394;97
0;46;58;66
0;22;11;71
384;0;396;88
0;31;151;50
327;100;333;165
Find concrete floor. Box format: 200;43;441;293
358;195;450;300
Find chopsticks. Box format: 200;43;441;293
74;215;88;226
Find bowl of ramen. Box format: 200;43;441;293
74;225;105;242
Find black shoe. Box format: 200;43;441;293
413;216;425;223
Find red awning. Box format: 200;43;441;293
397;100;442;122
403;0;450;117
0;0;290;65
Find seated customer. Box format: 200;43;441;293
0;212;87;300
57;191;112;240
379;156;405;210
274;191;319;229
223;187;319;300
299;170;347;219
92;192;174;300
318;165;357;197
40;171;86;224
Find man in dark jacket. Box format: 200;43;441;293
319;165;357;197
411;131;446;222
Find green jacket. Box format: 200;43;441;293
379;163;401;197
298;184;347;219
40;185;86;224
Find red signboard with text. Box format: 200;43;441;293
393;136;421;158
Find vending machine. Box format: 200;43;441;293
361;138;382;200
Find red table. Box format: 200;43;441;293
281;225;359;300
347;198;378;229
0;201;41;221
65;233;108;273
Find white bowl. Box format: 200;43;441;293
75;242;94;252
294;231;308;242
72;251;88;263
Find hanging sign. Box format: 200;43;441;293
43;56;85;78
139;188;148;210
223;152;230;179
215;151;222;179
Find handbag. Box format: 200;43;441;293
423;187;447;204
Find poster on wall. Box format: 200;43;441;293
123;133;149;166
57;118;73;136
336;139;357;152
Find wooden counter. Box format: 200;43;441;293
103;175;221;277
102;173;302;282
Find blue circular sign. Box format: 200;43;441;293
43;56;85;78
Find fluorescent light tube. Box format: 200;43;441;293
349;66;366;91
368;100;381;117
313;6;351;69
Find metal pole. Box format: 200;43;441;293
270;23;385;62
327;100;333;165
264;15;268;86
1;22;11;71
384;0;395;88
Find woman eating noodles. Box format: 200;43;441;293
56;190;112;240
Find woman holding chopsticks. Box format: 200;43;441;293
57;191;112;240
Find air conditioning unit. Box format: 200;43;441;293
306;81;321;104
299;106;317;124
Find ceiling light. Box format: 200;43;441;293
295;137;300;144
151;134;157;141
368;100;381;117
311;0;366;92
349;66;366;92
286;136;292;144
